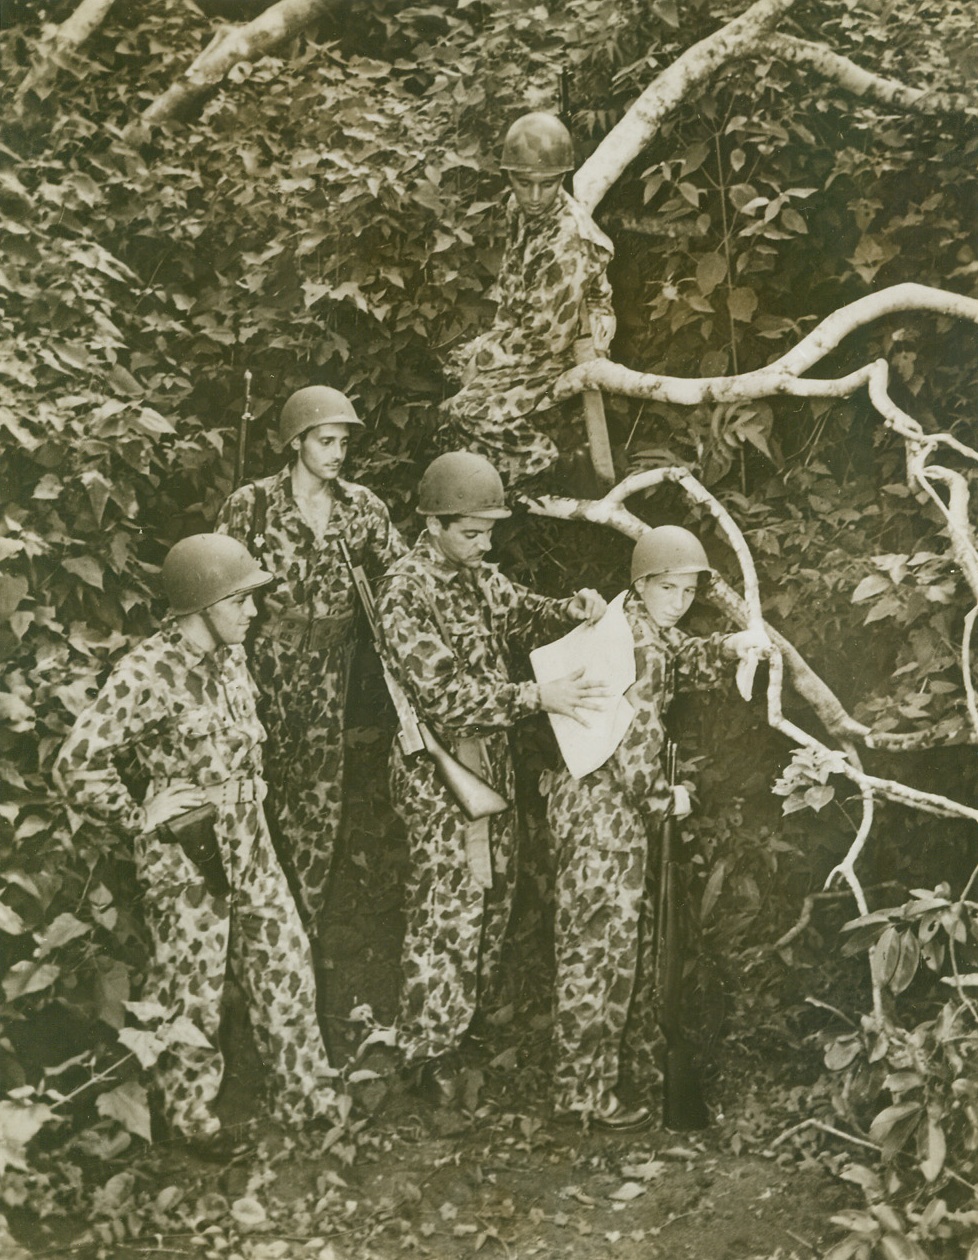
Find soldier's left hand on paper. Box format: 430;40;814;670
539;666;612;724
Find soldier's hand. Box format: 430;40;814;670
540;667;612;724
144;782;208;831
590;312;617;356
671;785;692;819
566;588;607;625
723;629;771;660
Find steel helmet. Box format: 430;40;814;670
500;112;574;176
161;534;273;616
630;527;712;585
279;386;364;447
416;452;511;520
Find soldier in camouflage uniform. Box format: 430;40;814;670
441;113;616;488
376;452;609;1102
54;535;339;1156
545;527;768;1130
216;386;405;943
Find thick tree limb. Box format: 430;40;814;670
573;0;798;213
16;0;117;101
525;283;978;926
573;7;975;214
141;0;333;125
767;34;978;116
552;284;978;407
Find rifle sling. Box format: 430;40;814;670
407;574;497;777
394;570;500;878
247;482;267;554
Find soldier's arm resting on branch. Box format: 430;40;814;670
721;628;771;660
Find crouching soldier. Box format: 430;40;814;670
376;452;609;1104
440;112;616;489
53;535;340;1157
216;386;405;947
545;527;768;1130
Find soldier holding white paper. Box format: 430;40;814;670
540;526;767;1130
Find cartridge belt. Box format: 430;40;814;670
149;776;266;809
202;777;267;808
258;609;355;652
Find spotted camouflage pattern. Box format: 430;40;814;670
53;624;338;1138
377;531;576;1066
217;468;404;935
546;595;730;1116
440;188;615;487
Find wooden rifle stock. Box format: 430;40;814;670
337;539;509;823
573;307;615;489
655;739;709;1131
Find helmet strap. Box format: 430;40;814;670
200;607;228;649
178;608;224;653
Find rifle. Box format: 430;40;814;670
337;538;509;823
573;306;616;488
655;739;709;1131
233;369;253;491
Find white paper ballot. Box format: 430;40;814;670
530;591;636;779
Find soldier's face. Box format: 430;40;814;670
206;590;258;645
637;572;698;629
508;172;562;217
294;423;350;482
429;516;496;569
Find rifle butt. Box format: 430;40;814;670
419;724;509;822
662;1040;710;1131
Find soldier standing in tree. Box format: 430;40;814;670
216;386;405;951
545;527;768;1130
376;451;609;1103
441;112;616;489
53;535;339;1158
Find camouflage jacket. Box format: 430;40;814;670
53;625;264;835
609;593;730;810
216;468;405;624
376;531;577;741
449;188;615;396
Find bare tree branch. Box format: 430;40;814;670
140;0;334;126
767;33;978;116
552;284;978;407
573;0;798;213
17;0;117;101
574;8;976;215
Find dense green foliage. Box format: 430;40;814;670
2;1;978;1254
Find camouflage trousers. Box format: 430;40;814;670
547;769;663;1116
252;635;355;938
134;794;337;1138
390;739;517;1067
439;371;564;490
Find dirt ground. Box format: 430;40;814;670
12;737;856;1259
